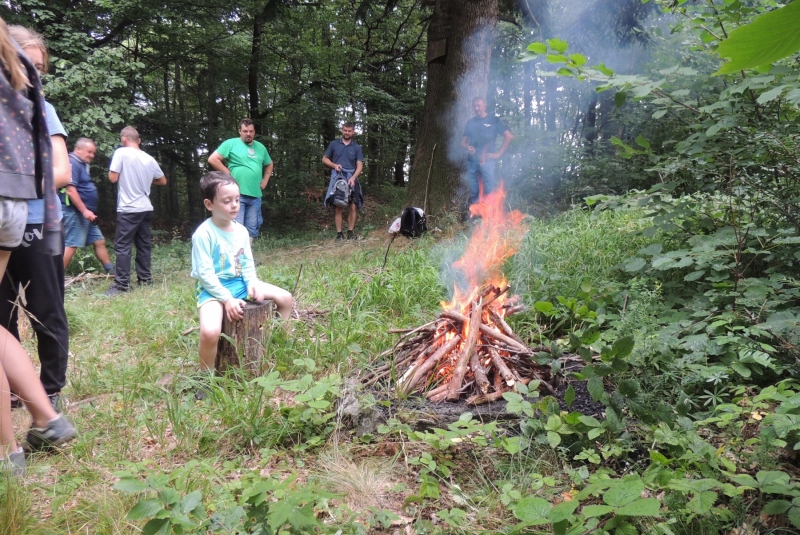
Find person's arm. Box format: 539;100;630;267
461;135;475;156
108;171;119;183
260;162;274;189
322;155;342;172
349;160;364;187
153;175;167;186
208;151;230;174
51;135;71;188
65;185;95;222
487;130;513;160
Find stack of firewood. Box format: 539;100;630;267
363;285;555;404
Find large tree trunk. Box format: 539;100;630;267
406;0;498;216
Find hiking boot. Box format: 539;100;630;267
48;393;63;413
24;414;77;453
1;448;25;477
335;232;344;241
346;230;355;240
103;284;128;297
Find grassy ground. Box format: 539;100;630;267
1;207;655;534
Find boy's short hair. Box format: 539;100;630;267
200;171;238;202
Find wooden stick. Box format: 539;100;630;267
470;348;491;395
400;335;462;395
181;326;199;336
488;309;525;346
442;309;531;354
489;347;516;387
424;382;450;399
482;284;510;309
447;301;482;401
467;389;508;405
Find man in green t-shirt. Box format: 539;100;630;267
208;118;274;241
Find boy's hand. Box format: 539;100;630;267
248;282;268;302
224;298;245;322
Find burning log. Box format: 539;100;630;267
364;283;555;404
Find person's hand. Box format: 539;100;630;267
486;152;500;160
82;209;97;222
348;177;356;188
260;178;269;189
334;163;343;172
224;298;245;322
467;145;476;155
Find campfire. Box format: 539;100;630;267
365;186;554;404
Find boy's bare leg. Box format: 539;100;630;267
347;203;357;232
198;300;224;371
253;282;293;320
0;366;18;454
0;250;58;428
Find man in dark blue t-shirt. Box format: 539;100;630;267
322;121;364;240
461;97;513;205
62;137;114;273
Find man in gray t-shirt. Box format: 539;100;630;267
105;126;167;295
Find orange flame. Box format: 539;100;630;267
442;183;527;312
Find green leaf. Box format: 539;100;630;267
716;1;800;74
615;497;662;517
684;270;706;282
549;500;579;523
587;377;604;402
789;506;800;528
623;257;646;272
762;500;792;515
127;499;164;520
114;479;149;493
547;431;562;448
639;244;662;256
596;63;614;76
307;399;330;409
547;38;568;53
635;136;650;149
652;109;667;119
615;91;627;108
534;301;554;314
179;491;203;515
565;385;576;409
527;42;547;54
612;336;635;358
604;481;644;507
142;518;170;535
687;491;717;514
569;53;587;66
513;496;551;524
582;504;613;518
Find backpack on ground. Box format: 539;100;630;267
331;172;351;208
399;207;427;238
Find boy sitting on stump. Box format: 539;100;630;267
191;172;293;388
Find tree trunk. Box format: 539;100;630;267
216;300;276;376
406;0;498;216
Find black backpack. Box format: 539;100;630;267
331;172;350;208
399;207;427;238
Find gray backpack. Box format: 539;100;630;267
331;172;350;207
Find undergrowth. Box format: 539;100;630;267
2;204;799;534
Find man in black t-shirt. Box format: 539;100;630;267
460;97;513;205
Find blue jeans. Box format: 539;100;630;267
465;158;497;205
236;195;262;238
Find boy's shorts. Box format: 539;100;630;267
0;198;28;250
196;278;248;308
63;207;104;247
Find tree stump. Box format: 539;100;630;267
215;300;275;376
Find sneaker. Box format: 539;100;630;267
346;230;355;240
103;285;128;297
1;448;25;477
24;414;77;452
335;232;344;241
48;393;63;413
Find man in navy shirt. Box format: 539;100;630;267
322;122;364;240
461;97;513;206
62;137;114;273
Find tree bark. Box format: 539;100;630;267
406;0;498;216
216;300;276;376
